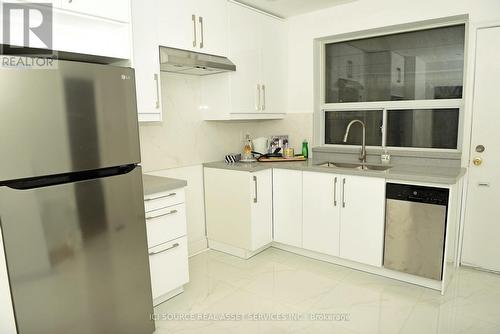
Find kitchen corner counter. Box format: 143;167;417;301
142;174;187;196
203;161;466;185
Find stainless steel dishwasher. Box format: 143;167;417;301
384;183;449;281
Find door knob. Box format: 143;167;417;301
473;157;483;166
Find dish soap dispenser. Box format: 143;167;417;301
302;139;309;159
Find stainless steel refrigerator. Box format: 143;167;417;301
0;60;155;334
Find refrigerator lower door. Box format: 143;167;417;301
0;167;154;334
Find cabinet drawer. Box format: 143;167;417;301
144;188;185;212
146;204;187;248
149;237;189;303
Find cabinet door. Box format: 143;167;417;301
260;14;287;114
157;0;197;51
250;169;273;251
273;169;302;247
204;168;252;250
339;175;385;267
131;0;163;122
302;171;341;256
60;0;130;22
196;0;227;56
228;2;262;114
149;237;189;304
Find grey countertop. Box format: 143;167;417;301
142;174;187;196
203;160;466;185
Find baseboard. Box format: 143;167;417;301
153;286;184;307
208;239;271;259
272;242;443;292
188;237;208;256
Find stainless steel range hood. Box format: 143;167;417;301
159;46;236;75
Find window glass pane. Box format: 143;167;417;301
386;109;459;149
325;110;383;146
325;25;465;103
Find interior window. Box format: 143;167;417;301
386;109;459;149
324;25;465;103
324;110;383;146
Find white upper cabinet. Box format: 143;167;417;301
338;175;386;267
273;169;303;248
227;2;262;114
227;2;287;115
200;2;287;120
302;171;341;257
157;0;227;56
260;12;287;115
60;0;130;22
131;0;163;122
0;0;131;59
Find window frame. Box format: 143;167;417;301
316;17;468;153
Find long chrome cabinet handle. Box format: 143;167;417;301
199;16;204;48
144;192;176;201
253;176;258;203
334;177;338;206
192;14;197;47
256;84;261;111
261;84;266;111
342;178;346;208
146;209;178;221
149;243;179;256
154;73;160;109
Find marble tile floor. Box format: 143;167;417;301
153;248;500;334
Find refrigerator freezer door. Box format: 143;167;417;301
0;167;155;334
0;60;141;182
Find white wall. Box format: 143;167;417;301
287;0;500;162
139;72;313;254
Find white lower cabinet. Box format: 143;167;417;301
302;171;341;256
273;169;303;248
204;168;272;258
338;175;386;267
144;187;189;306
302;172;385;267
204;167;385;267
148;236;189;303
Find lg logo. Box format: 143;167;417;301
2;2;53;54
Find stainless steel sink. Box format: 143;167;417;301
318;162;393;171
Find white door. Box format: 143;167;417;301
273;169;303;247
157;0;197;51
250;169;273;251
260;14;287;114
339;175;385;267
0;230;16;334
131;0;162;122
461;26;500;272
196;0;228;56
228;2;262;114
60;0;130;22
302;171;341;256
